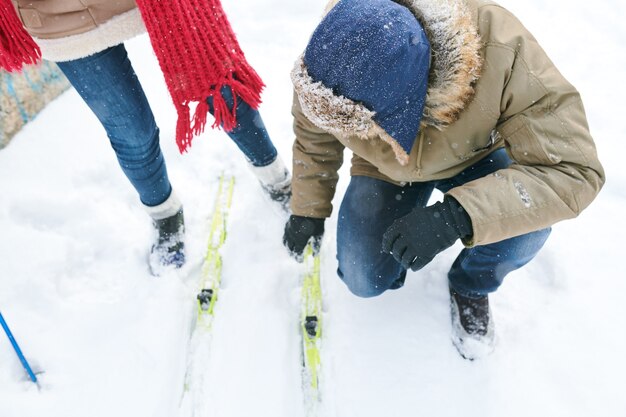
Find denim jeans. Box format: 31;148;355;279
207;86;278;167
58;44;171;207
336;148;551;298
58;44;278;207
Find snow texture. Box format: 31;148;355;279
1;1;625;417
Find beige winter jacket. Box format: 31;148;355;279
11;0;145;62
290;0;604;246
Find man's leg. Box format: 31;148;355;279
436;148;551;296
336;176;434;297
447;229;551;297
433;148;550;358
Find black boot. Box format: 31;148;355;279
149;208;185;275
449;287;495;360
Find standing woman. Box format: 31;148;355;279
0;0;291;274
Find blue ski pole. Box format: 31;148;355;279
0;311;39;386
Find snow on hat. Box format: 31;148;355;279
294;0;430;165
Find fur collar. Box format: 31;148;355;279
395;0;482;128
292;0;482;164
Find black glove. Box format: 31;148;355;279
283;215;325;261
381;197;472;271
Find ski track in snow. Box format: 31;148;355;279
1;1;625;416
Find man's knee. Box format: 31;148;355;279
337;266;393;298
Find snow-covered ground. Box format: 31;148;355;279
1;1;624;416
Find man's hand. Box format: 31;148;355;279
382;197;472;271
283;215;325;261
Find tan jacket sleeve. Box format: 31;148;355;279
291;92;345;218
447;4;605;246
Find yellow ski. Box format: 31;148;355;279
180;174;235;416
301;243;322;414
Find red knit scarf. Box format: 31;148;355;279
0;0;41;71
0;0;265;153
135;0;265;152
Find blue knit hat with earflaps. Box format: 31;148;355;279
304;0;430;163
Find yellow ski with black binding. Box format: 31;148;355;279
301;243;322;415
180;174;235;416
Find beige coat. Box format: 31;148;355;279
290;0;604;246
11;0;145;62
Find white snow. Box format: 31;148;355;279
1;0;625;416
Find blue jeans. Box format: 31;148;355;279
336;148;551;298
207;86;277;167
57;44;278;206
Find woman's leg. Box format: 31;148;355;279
57;44;173;208
207;86;277;167
207;87;290;207
57;45;184;272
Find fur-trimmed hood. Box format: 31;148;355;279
292;0;483;165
